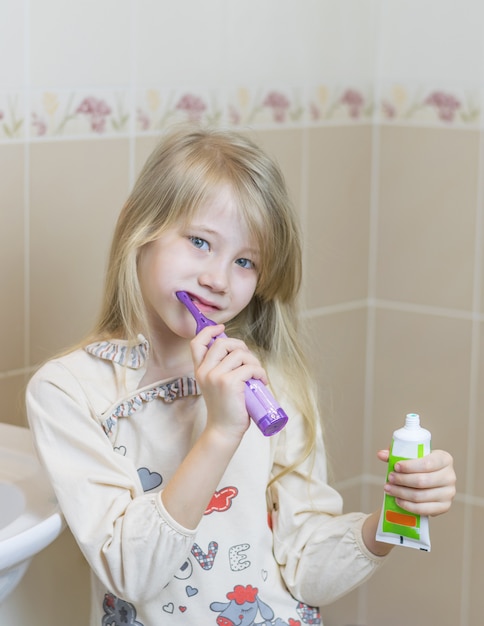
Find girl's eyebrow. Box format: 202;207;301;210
187;224;218;236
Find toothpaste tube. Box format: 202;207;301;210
376;413;431;551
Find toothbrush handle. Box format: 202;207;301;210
243;378;288;436
209;332;288;437
175;291;288;436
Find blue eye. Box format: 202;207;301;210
189;236;209;250
235;258;254;270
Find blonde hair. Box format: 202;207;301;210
91;125;319;476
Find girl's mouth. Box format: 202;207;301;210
184;292;220;313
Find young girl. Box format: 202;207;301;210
27;126;455;626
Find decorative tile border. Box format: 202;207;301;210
0;93;25;139
379;84;480;127
136;88;224;132
29;90;131;138
0;83;482;142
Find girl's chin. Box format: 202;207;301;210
174;321;197;341
151;320;195;343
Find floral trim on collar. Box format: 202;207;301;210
102;377;200;440
85;335;149;369
85;336;201;440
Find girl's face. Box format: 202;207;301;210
138;185;260;342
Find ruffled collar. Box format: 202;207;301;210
84;336;202;441
85;335;149;369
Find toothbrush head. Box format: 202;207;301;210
176;291;217;334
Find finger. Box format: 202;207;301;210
387;485;456;517
190;325;226;366
377;449;390;463
388;463;456;491
198;336;263;372
394;449;454;474
395;497;454;517
203;349;267;387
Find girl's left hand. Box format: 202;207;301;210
377;449;456;516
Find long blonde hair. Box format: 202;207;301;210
91;125;319;473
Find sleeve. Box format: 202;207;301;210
26;360;196;604
268;398;388;607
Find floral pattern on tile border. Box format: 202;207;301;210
306;85;375;123
0;93;25;139
30;90;131;138
136;88;224;132
0;84;481;141
379;84;480;127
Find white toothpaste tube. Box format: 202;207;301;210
376;413;431;551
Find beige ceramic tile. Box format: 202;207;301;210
305;126;371;309
29;139;130;364
305;308;367;482
481;267;484;317
134;135;162;181
250;128;303;221
364;485;464;626
474;320;484;499
370;308;471;486
480;204;484;315
0;374;28;427
0;144;25;371
373;310;471;482
321;586;361;626
377;126;478;311
468;504;484;625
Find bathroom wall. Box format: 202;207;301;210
0;1;481;625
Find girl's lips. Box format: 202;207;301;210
184;293;220;313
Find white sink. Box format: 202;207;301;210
0;423;64;603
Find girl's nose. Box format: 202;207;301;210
198;262;229;293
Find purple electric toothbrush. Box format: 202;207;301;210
176;290;288;436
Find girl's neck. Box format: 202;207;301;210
140;332;193;388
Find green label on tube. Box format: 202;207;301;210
381;441;425;540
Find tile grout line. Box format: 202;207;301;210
0;366;36;380
459;105;484;626
128;0;137;189
23;0;31;370
356;2;386;620
300;126;309;312
304;298;482;321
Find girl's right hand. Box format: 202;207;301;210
190;324;267;440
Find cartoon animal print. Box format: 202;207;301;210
210;584;291;626
191;541;219;570
204;486;239;514
102;593;144;626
